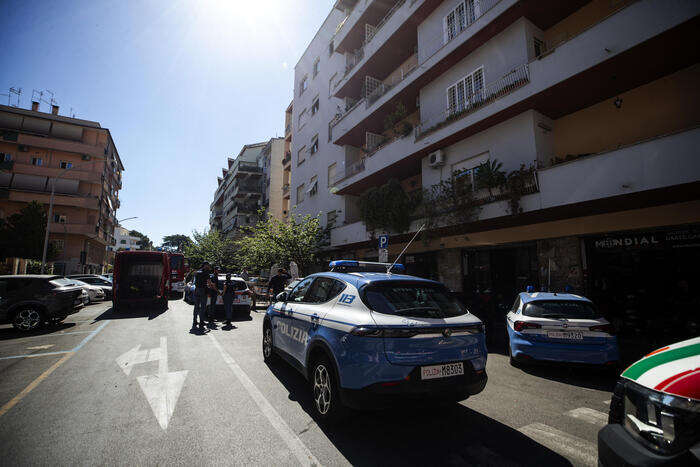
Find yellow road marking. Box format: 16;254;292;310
0;352;74;418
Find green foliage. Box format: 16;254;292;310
235;209;325;274
475;158;506;196
161;234;192;252
416;174;481;243
505;164;536;215
184;229;237;272
0;201;56;261
358;179;416;234
128;230;154;250
383;102;408;132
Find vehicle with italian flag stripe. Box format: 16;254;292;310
598;337;700;466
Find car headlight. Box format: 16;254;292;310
619;379;699;455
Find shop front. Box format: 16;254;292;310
585;224;700;355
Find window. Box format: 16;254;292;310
446;66;484;115
523;300;601;319
312;58;320;77
328;73;337;97
328;40;334;56
1;152;11;161
534;37;545;57
296;183;305;203
60;161;73;169
443;0;480;43
308;175;318;197
311;97;320;116
54;214;67;223
52;239;65;252
288;277;314;302
306;277;345;303
120;239;127;244
309;135;319;155
299;75;308;95
327;162;336;187
31;157;42;166
297;146;306;165
327;210;338;228
298;109;308;128
363;283;468;318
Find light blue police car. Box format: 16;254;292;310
505;289;619;367
263;260;488;421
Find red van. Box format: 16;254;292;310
113;251;170;311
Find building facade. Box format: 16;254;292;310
0;102;124;274
291;0;700;345
112;225;142;251
283;101;294;221
259;137;286;222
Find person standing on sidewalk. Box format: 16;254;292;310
268;268;291;301
222;273;236;328
192;262;211;331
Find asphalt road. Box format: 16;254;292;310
0;299;617;466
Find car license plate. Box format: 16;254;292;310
547;331;583;340
421;362;464;380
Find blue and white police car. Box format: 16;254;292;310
505;289;619;367
262;260;487;421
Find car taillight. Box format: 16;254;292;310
513;321;541;332
590;324;615;335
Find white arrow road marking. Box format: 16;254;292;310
115;337;187;431
115;344;162;376
26;344;54;350
566;407;608;427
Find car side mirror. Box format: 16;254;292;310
276;292;288;302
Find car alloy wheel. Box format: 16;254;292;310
13;308;42;331
313;364;332;415
263;326;273;359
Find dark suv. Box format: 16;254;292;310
0;275;84;331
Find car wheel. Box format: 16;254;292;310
310;355;345;423
506;329;519;367
262;322;277;363
12;307;45;331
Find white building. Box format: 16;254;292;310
112;226;142;251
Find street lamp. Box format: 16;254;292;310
40;159;110;274
118;216;138;224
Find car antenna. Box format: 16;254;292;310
387;224;425;274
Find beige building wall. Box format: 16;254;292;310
266;138;286;222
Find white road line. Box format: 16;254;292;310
208;333;320;467
566;407;608;427
1;330;94;342
602;400;611;406
0;320;110;360
518;422;597;467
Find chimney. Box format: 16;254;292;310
31;101;40;111
51;104;59;115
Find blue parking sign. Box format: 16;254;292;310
378;235;388;249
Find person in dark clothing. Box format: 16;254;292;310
268;268;291;299
222;273;236;328
193;262;211;330
207;267;220;325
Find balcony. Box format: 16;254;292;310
233;162;263;177
282;183;290;199
282;152;291;166
232;183;262;198
48;222;106;242
6;189;100;209
232;203;259;215
9;161;102;183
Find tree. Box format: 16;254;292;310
129;230;153;250
162;234;192;252
358;179;417;235
235;210;325;275
184;229;237;271
0;201;58;261
475;158;506;197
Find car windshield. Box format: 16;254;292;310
523;300;601;319
362;283;468;318
50;278;77;287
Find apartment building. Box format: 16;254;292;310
259;137;286;221
112;225;142;251
209;142;267;237
0;102;124;275
283;101;294;221
292;0;700;343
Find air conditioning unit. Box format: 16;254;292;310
428;149;445;168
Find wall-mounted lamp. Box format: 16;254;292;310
614;97;623;109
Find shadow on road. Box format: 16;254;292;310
517;364;617;392
266;359;572;467
94;306;167;322
0;322;78;341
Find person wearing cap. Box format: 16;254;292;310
268;268;291;300
192;262;211;330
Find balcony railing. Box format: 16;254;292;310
285;123;292;134
416;63;529;138
234;162;263;174
282;152;291;165
334;158;366;184
283;183;290;194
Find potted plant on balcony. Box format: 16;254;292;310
505;163;536;215
475;158;506;198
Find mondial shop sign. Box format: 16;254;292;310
593;227;700;250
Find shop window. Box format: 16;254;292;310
31;157;42;166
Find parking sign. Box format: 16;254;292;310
378;235;388;249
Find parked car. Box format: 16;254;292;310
68;274;113;299
284;278;302;293
0;275;84;331
263;260;487;422
598;336;700;466
80;288;90;306
210;275;252;317
71;279;105;303
184;280;196;304
505;290;619;367
103;273;113;282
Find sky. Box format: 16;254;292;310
0;0;334;244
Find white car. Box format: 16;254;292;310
71;279;106;304
209;275;252;316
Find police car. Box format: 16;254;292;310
505;289;619;366
262;260;487;422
